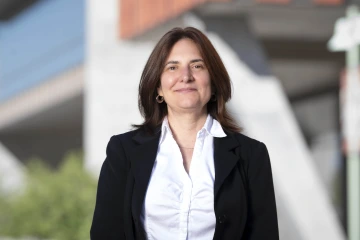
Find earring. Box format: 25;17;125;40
211;93;217;102
156;95;164;103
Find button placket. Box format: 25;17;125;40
142;116;223;240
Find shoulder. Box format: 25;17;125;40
104;129;142;171
228;131;266;151
106;129;141;157
228;132;270;170
107;127;160;154
111;128;140;141
108;128;143;147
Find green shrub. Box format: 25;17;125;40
0;151;97;240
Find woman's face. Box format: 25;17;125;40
158;38;211;115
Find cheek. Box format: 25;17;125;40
160;75;177;91
198;74;211;92
204;80;212;99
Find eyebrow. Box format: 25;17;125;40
165;59;204;66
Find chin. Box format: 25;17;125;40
179;104;205;112
176;105;195;110
177;102;199;109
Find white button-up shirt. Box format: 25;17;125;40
140;115;227;240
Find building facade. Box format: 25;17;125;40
0;0;348;239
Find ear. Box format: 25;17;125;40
157;86;163;96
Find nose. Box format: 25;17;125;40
181;66;193;82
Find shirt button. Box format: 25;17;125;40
218;214;227;224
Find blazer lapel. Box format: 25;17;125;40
213;133;241;197
129;128;161;220
128;128;241;221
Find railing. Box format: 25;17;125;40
0;0;85;102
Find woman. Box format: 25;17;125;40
91;27;279;240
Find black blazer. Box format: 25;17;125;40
90;127;279;240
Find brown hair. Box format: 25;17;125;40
134;27;241;133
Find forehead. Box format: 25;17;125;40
166;38;202;59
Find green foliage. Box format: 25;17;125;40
0;151;97;240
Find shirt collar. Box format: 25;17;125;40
202;114;227;138
159;117;172;144
159;115;226;144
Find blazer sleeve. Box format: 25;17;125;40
90;136;128;239
243;142;279;240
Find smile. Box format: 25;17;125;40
175;88;196;93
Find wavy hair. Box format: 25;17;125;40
133;27;241;133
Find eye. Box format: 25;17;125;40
193;64;204;69
166;65;177;71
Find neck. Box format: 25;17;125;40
166;109;208;148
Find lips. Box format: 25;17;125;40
175;88;196;92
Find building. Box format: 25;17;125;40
0;0;349;239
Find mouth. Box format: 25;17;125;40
175;88;196;93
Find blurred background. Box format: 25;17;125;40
0;0;358;239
